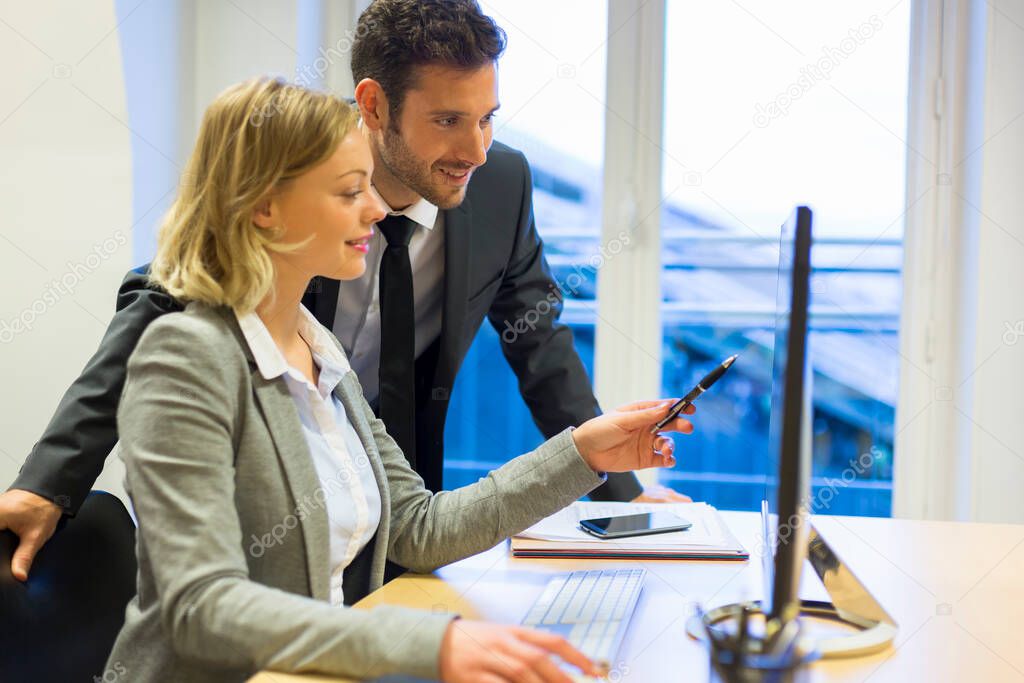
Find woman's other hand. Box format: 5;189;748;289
438;619;604;682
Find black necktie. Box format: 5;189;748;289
377;214;418;469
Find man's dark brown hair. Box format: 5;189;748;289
351;0;507;123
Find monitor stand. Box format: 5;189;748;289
686;522;898;658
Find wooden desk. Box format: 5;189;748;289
248;512;1024;683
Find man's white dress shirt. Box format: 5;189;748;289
332;194;445;404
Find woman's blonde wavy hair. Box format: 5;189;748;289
149;76;360;313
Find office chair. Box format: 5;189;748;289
0;490;137;681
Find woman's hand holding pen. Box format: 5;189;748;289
572;400;696;474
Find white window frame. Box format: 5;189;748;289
593;0;667;488
595;0;932;508
896;0;1024;523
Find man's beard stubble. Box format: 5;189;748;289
377;126;468;210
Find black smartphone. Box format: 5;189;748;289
579;511;693;539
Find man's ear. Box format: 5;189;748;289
251;195;276;229
354;78;388;132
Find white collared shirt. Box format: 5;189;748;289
332;193;445;404
235;306;382;607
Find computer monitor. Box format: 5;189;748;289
761;205;814;623
687;206;896;656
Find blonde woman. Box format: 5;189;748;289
105;77;694;683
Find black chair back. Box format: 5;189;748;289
0;490;137;681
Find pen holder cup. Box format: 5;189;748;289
707;646;815;683
693;603;819;683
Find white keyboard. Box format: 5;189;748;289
522;568;645;675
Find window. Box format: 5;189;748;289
443;1;608;487
657;1;910;515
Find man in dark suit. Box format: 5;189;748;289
0;0;688;581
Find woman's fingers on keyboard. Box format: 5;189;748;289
502;636;575;683
515;627;603;678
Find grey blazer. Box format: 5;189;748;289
105;303;605;682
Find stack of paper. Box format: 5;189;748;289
511;501;748;560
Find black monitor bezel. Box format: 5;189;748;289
766;205;814;622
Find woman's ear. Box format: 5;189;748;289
251;196;276;230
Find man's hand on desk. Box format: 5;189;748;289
0;488;63;582
439;620;605;683
632;484;692;504
572;400;696;474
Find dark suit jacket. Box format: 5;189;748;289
10;141;642;514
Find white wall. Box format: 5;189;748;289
0;0;134;499
1;0;363;503
128;0;362;259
